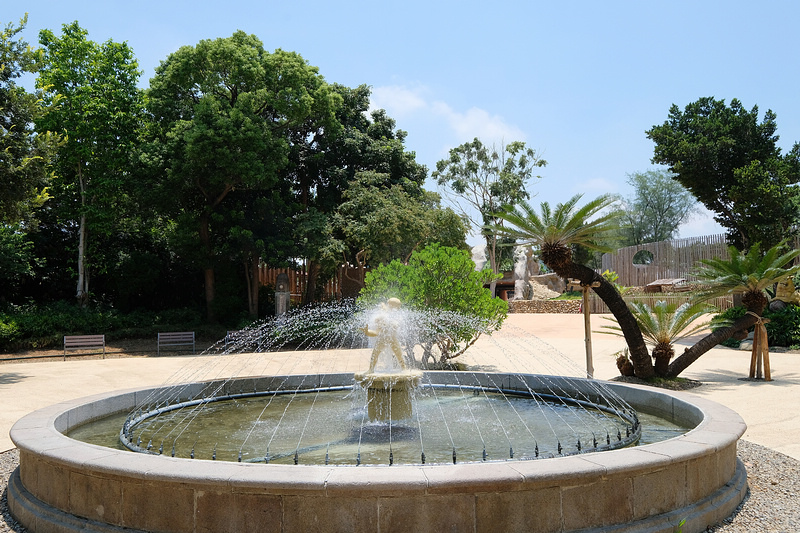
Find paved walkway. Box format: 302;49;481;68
2;314;797;459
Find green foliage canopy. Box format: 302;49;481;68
36;21;143;304
617;169;698;245
433;138;546;290
145;31;341;320
647;97;800;249
0;14;60;224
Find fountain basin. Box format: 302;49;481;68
9;372;746;533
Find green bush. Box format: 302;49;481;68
359;243;507;364
0;301;208;351
764;305;800;347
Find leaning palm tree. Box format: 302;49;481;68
600;301;714;376
491;194;654;378
665;242;800;377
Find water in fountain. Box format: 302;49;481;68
112;299;644;465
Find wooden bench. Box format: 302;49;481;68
63;335;106;361
157;331;195;356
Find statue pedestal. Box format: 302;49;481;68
354;371;422;421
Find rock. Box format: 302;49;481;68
770;300;788;312
530;273;565;295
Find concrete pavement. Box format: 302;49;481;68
2;313;798;459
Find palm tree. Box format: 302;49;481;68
600;301;714;376
491;194;654;378
665;242;800;377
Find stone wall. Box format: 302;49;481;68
508;299;581;313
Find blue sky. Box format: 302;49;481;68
12;1;800;242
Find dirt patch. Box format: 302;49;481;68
610;375;702;391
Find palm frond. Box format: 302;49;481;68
489;193;619;252
692;242;800;303
599;300;714;347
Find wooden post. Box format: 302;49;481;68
748;317;771;381
568;279;601;378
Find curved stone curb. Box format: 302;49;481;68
9;372;747;533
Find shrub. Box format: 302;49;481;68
359;243;507;364
764;305;800;347
0;301;208;351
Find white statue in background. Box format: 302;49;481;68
362;297;407;373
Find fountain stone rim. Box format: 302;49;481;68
9;371;747;533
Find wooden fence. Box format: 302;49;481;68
586;293;734;314
601;234;730;287
257;265;368;302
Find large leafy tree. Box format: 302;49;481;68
288;84;428;303
491;194;654;378
433;138;546;295
145;31;340;321
329;171;467;288
0;14;60;224
646;97;800;249
618;169;698;245
36;21;143;306
664;243;800;377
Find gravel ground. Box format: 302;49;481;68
1;440;798;532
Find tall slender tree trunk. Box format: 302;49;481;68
560;262;654;378
76;164;89;307
245;256;260;318
199;213;216;323
487;237;498;297
303;260;320;305
76;213;89;307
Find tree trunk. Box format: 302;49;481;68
303;260;320;305
76;213;89;307
560;262;654;378
199;213;216;323
245;256;260;318
487;237;498;297
76;164;89;307
665;313;760;378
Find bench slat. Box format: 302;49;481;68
63;335;106;360
157;332;195;356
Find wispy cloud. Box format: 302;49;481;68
369;84;526;148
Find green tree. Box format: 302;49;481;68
600;301;713;376
145;31;340;321
288;84;428;304
646;97;800;249
0;223;38;300
664;243;800;377
36;21;143;306
330;171;467;287
433;138;546;295
0;14;60;224
491;194;654;378
359;243;506;366
618;169;698;245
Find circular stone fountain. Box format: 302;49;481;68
9;373;747;533
8;303;748;532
